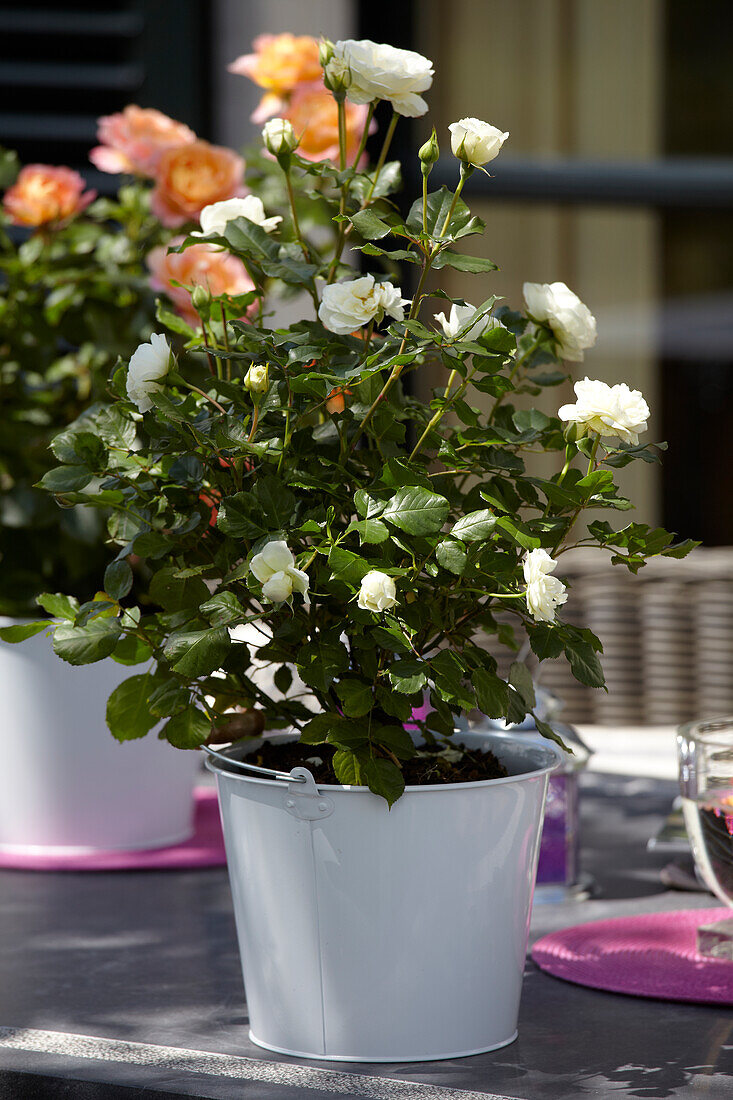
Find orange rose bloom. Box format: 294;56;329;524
326;386;353;415
150;142;245;227
228;34;322;123
147;239;255;326
3;164;96;227
285;83;373;165
90;106;196;176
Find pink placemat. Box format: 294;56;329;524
0;787;226;872
532;908;733;1005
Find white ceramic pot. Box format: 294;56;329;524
207;729;559;1062
0;622;199;852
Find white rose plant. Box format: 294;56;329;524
10;35;696;805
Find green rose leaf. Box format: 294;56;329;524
565;639;606;689
148;679;190;719
36;593;80;621
149;567;209;612
216;493;265;539
328;547;372;587
104;559;133;600
509;661;536;709
349;209;392;240
296;638;350;693
431;251;497;273
534;716;571;754
377;725;416;760
387;659;427;695
52;618;122;665
473;669;508;719
363;757;405;807
111;633;154;666
164;626;231;678
332;748;365;786
346;518;389;545
354;489;386;518
38;466;92;493
300;713;342;744
528;623;564;661
335;679;374;718
0;621;51;643
435;539;468;575
200;591;245;626
106;673;158;742
451;509;496;543
252;476;295;527
164;706;211;749
382;486;449;536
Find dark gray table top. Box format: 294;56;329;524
0;771;730;1100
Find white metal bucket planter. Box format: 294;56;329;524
0;622;199;852
206;729;559;1063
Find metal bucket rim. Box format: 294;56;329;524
204;729;561;793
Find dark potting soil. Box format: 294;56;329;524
245;739;509;786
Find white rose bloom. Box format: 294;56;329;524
329;39;434;117
244;363;269;394
558;378;650;445
448;118;509;167
523;549;568;624
434;302;503;342
262;118;298;156
523;281;597;362
357;570;398;613
192;196;282;238
126;334;170;413
250;540;309;605
318;274;408;335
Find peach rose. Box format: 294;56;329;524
89;106;196;176
228;34;322;123
3;164;96;227
284;82;373;164
147;238;255;326
326;386;353;415
150;142;245;228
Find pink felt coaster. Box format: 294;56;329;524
0;787;226;872
532;908;733;1005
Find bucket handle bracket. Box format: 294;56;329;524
284;767;335;821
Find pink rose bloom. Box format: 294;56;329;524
150;141;245;228
147;238;255;326
3;164;95;226
285;82;373;165
89;106;196;176
228;33;322;123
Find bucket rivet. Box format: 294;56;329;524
318;802;328;811
285;799;295;808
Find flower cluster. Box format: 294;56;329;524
12;31;695;806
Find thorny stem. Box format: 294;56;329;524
438;166;471;238
337;98;347;171
352;101;376;168
552;432;602;555
363;110;398;206
247;403;260;443
219;304;231;381
328;102;381;283
200;323;218;377
284;168;310;263
409;367;459;462
182;381;226;415
422;171;429;234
